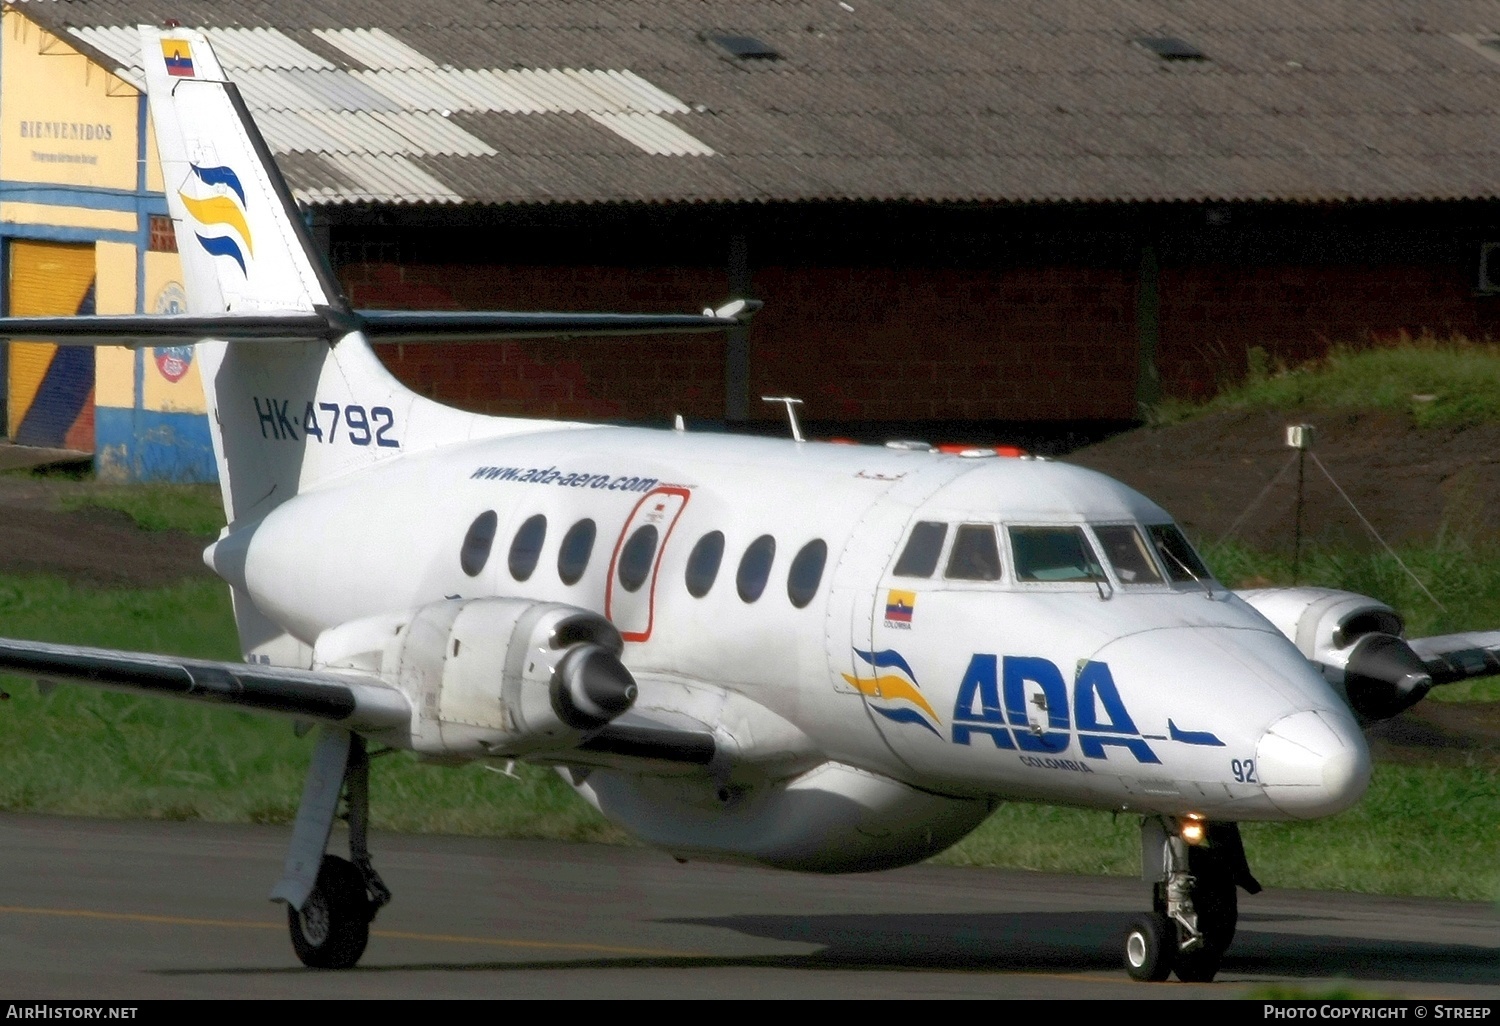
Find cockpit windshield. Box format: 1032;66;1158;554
1092;524;1165;585
1146;523;1214;583
1009;526;1106;582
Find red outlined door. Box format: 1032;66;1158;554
605;486;690;642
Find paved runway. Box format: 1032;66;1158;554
0;813;1495;999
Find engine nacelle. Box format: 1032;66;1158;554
312;598;636;758
1237;587;1432;722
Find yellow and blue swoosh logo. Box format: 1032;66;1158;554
844;648;941;737
179;164;253;276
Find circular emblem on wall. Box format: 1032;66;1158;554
153;281;187;314
154;346;193;383
152;282;192;383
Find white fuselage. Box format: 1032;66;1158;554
218;425;1370;858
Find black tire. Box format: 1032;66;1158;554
288;855;372;969
1173;844;1238;983
1123;912;1174;982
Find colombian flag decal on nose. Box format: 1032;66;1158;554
162;39;195;77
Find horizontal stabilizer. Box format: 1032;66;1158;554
0;300;761;348
357;303;760;343
0;313;330;347
0;637;408;732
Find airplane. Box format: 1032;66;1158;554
0;24;1495;982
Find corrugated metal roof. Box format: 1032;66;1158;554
313;27;439;70
23;0;1500;207
320;152;464;203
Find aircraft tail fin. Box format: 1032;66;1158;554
133;26;754;528
0;28;753;528
142;26;342;319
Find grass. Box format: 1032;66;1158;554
0;572;622;843
0;563;1495;899
1153;337;1500;428
934;761;1499;902
1203;536;1500;701
59;482;226;536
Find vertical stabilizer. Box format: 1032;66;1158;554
139;26;549;535
140;26;543;668
143;26;340;318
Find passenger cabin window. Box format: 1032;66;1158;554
893;521;947;578
557;518;596;585
460;510;498;578
1010;526;1106;582
787;539;828;608
1092;525;1164;585
737;535;776;602
685;531;725;598
617;524;659;593
1148;524;1213;583
508;514;547;581
945;524;1002;581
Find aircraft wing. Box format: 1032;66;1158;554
1405;631;1500;685
0;637;408;732
0;637;718;766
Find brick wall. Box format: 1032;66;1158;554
1157;263;1500;401
749;267;1138;421
342;261;728;420
339;260;1142;422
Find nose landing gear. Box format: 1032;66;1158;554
1124;817;1259;983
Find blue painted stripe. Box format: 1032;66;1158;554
1167;719;1225;747
95;406;217;483
0;183;165;212
1;223;136;245
196;233;246;276
854;647;920;683
191;164;246;206
15;281;96;448
871;705;941;737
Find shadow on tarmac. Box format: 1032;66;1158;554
153;909;1497;985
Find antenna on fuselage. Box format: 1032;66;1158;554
761;396;805;442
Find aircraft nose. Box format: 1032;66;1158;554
1256;709;1371;819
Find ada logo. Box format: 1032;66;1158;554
849;648;1228;766
179;164;253;276
843;648;942;736
949;655;1225;764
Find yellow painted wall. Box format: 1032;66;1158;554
93;241;136;408
1;14;138;190
6;240;95;437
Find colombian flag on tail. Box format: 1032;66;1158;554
161;39;195;77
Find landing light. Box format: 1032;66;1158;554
1180;814;1206;845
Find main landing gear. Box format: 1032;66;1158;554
272;729;392;969
1124;817;1260;983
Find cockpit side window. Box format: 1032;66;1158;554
945;524;1002;581
1092;525;1164;585
1010;526;1106;582
894;521;948;578
1148;524;1213;583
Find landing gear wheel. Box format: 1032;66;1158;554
288;855;372;969
1124;912;1174;982
1172;844;1238;983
